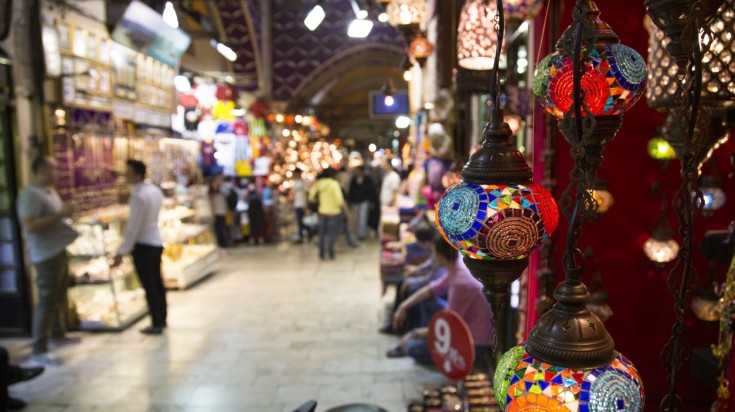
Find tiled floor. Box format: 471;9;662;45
2;241;447;411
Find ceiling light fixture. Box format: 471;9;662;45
211;39;237;62
347;0;373;38
348;19;373;38
304;4;326;31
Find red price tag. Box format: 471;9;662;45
428;309;475;380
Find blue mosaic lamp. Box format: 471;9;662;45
436;0;559;327
435;114;559;322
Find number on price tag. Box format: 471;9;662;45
428;309;475;381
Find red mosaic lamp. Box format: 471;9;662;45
533;0;647;181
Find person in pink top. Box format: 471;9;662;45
387;237;494;365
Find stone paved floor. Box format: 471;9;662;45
2;241;447;411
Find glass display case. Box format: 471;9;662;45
66;202;217;331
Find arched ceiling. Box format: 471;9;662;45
207;0;409;142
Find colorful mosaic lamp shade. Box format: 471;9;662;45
409;33;434;67
647;137;677;160
457;0;507;71
435;119;559;322
494;344;645;412
533;0;647;181
436;182;559;261
533;25;647;119
697;176;727;213
505;0;545;21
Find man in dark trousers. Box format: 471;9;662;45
112;160;166;335
348;165;376;241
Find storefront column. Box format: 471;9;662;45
7;0;44;186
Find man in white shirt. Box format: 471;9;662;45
380;157;401;207
112;160;166;335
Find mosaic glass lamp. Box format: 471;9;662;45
495;344;644;412
504;0;544;21
435;120;559;319
647;137;677;161
457;0;507;71
494;2;646;410
697;175;727;214
533;1;647;181
590;180;614;214
409;33;434;67
436;0;559;323
643;200;679;265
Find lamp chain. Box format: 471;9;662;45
486;0;505;122
659;0;713;410
555;0;598;284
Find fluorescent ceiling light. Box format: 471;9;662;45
163;1;178;28
305;5;326;31
348;19;373;38
211;39;237;62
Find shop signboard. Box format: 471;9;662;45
111;0;191;68
428;309;475;381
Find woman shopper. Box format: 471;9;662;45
309;168;345;260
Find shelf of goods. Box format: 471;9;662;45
66;203;217;330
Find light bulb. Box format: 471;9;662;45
384;95;395;106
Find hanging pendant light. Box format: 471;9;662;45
533;1;647;181
457;0;507;71
409;32;434;67
645;0;735;110
436;0;559;338
495;2;646;410
643;196;679;266
386;0;428;27
697;175;727;214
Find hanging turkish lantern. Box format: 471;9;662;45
533;1;647;181
495;1;646;410
436;0;559;336
408;32;434;67
457;0;507;71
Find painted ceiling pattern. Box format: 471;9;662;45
270;0;405;101
215;0;260;91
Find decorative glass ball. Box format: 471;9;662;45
494;344;645;411
435;182;559;260
533;44;647;119
698;186;727;212
647;138;677;160
643;237;679;264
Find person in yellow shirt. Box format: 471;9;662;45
309;168;345;260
